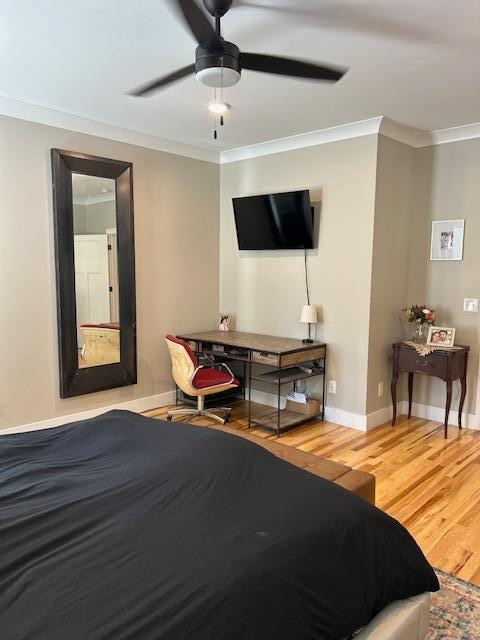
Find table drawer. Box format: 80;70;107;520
398;350;448;377
251;351;280;366
280;346;326;367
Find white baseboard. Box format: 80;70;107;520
396;400;479;430
0;390;176;435
324;407;367;431
366;404;394;430
4;390;476;437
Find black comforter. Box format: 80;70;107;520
0;410;438;640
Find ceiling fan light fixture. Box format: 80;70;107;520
208;101;229;114
195;66;240;88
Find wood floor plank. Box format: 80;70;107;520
145;401;480;586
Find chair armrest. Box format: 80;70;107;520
214;362;235;382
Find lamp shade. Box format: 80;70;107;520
300;305;318;324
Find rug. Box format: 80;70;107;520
428;570;480;639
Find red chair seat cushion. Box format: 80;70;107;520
192;368;240;390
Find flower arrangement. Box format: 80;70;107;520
403;305;436;325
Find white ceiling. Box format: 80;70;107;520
1;0;479;152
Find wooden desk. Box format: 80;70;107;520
177;330;327;436
391;342;469;438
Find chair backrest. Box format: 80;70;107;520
165;335;199;396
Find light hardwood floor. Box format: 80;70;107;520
145;401;480;586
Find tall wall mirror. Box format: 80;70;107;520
51;149;136;398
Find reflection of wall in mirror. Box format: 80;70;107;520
73;200;116;234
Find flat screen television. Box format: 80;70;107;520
232;189;314;250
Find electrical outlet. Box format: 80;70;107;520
378;382;384;397
328;380;337;394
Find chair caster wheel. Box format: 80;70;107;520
166;415;173;421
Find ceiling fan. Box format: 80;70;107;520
129;0;347;97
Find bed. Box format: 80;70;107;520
0;410;438;640
79;322;120;366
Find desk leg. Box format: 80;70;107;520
276;370;281;438
444;380;452;439
247;360;252;428
322;357;326;421
391;373;398;426
408;372;414;419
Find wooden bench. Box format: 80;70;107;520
206;423;376;505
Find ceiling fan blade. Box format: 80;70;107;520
240;52;346;82
128;64;196;96
172;0;221;48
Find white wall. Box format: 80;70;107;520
0;115;219;430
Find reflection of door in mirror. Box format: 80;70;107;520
72;174;120;368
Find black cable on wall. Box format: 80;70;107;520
304;248;310;305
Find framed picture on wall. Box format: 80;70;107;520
430;219;464;261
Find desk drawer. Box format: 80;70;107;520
281;347;326;367
398;350;448;377
252;351;280;366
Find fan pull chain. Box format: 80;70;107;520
211;60;227;140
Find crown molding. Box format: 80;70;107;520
426;121;480;147
378;117;430;148
0;96;219;164
220;117;383;164
380;117;480;148
2;95;480;165
220;116;480;163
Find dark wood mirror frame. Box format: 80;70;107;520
51;149;137;398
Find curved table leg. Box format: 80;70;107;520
459;374;467;429
391;373;398;426
444;380;452;439
408;372;414;418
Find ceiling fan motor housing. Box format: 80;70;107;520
195;41;241;87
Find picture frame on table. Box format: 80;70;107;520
426;326;456;348
430;219;464;261
218;313;230;332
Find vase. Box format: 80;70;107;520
412;322;426;342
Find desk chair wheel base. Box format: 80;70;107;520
167;403;232;426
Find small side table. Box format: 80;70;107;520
391;342;469;438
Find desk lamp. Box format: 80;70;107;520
300;305;317;343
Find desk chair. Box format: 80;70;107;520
165;334;240;425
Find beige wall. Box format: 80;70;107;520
407;138;480;416
220;136;379;416
366;135;415;414
0;115;219;430
2;111;477;431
